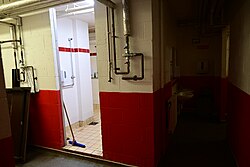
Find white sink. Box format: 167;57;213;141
177;90;194;101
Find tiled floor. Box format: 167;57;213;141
63;107;103;157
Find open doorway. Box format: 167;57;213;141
52;0;102;157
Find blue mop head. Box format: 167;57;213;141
69;140;86;148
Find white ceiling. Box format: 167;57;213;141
55;0;95;29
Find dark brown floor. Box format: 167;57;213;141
159;94;237;167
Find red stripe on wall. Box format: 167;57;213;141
90;53;97;56
0;137;15;167
58;47;90;53
29;90;64;149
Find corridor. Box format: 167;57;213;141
159;106;237;167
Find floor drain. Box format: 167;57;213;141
88;121;98;125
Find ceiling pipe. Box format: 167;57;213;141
0;0;40;13
96;0;116;8
0;0;86;18
0;20;15;26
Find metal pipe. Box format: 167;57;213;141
62;38;75;88
0;40;20;44
0;44;2;59
10;26;19;70
122;0;131;36
111;8;130;75
0;0;84;18
0;20;15;26
26;66;37;93
0;0;40;13
122;53;144;81
106;7;113;82
96;0;116;9
17;17;25;66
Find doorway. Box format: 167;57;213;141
52;0;102;157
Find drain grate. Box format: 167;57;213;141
88;121;99;125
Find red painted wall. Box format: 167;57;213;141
100;92;155;166
154;82;173;165
228;83;250;167
0;137;14;167
29;90;64;149
99;82;173;167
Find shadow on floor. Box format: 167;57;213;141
159;111;237;167
15;147;125;167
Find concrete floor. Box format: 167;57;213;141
15;148;126;167
158;94;237;167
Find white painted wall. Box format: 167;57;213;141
75;20;94;121
95;0;153;93
0;11;58;91
56;17;93;126
229;0;250;94
89;33;100;104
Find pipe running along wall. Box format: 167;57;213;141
0;17;38;92
106;0;144;81
0;0;85;18
62;38;76;88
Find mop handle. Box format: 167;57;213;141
63;101;75;141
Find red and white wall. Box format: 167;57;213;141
0;11;65;149
56;16;94;126
89;32;100;105
95;0;176;166
152;0;177;165
227;1;250;167
0;0;189;167
176;26;222;114
95;0;156;166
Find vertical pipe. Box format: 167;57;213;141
111;8;130;75
111;8;118;71
122;0;131;36
0;44;2;59
10;25;18;69
17;17;25;66
106;6;113;82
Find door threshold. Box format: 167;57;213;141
31;145;132;167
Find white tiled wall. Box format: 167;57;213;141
57;17;94;125
229;0;250;94
22;12;58;90
89;33;100;104
0;11;58;90
95;0;153;93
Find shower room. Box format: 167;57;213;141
54;0;102;156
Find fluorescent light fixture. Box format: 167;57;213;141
68;7;94;15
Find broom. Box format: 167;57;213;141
63;101;86;148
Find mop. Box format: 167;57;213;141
63;101;86;148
